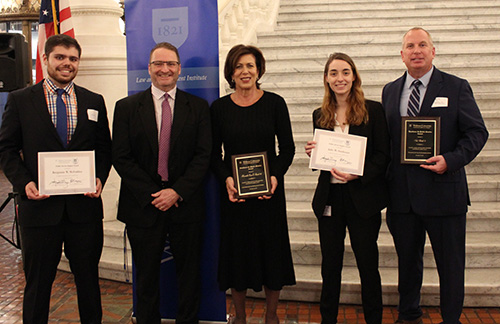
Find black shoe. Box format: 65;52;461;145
395;317;423;324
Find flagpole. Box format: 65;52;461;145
51;0;59;34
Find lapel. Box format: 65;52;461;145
419;68;444;116
349;123;364;137
138;88;160;157
170;89;190;147
30;82;65;146
392;73;406;116
69;85;88;147
386;73;406;130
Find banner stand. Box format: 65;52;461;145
124;0;226;322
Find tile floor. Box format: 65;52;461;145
0;171;499;323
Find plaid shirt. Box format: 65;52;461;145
43;78;78;145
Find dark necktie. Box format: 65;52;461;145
158;94;172;181
56;88;68;147
407;79;422;117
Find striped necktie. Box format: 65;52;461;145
407;79;422;117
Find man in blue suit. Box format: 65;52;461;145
382;27;488;324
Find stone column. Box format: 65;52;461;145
69;0;126;221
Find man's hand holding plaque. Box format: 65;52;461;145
401;117;441;164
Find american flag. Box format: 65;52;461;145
35;0;75;83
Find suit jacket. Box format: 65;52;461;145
112;88;211;227
0;81;112;227
382;67;488;216
311;100;390;219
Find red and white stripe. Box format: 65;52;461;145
35;0;75;83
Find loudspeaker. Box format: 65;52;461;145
0;33;31;92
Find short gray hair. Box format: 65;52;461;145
402;27;434;48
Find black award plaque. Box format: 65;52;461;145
231;151;272;199
401;116;441;164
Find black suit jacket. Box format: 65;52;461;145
112;88;211;227
382;68;488;216
311;100;390;219
0;81;112;227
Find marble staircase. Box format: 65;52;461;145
249;0;500;306
61;0;500;308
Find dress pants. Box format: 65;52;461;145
318;184;382;324
20;214;103;324
126;210;203;324
386;210;466;324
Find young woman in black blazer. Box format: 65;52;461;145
305;53;390;324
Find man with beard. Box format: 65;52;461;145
0;34;112;324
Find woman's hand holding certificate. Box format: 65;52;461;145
308;129;367;176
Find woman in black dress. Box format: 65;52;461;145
211;44;296;324
305;53;390;324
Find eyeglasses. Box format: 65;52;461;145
150;61;180;68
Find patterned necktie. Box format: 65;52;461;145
56;88;68;147
407;79;422;117
158;94;172;181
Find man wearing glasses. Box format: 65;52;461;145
112;42;211;324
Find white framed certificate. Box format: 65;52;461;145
309;129;367;176
38;151;96;195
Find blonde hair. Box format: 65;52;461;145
317;53;368;129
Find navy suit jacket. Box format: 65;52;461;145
112;88;211;227
0;81;112;227
382;67;488;216
311;100;391;219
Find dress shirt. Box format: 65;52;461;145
151;85;182;200
399;66;434;117
330;115;349;184
43;78;78;141
151;85;176;141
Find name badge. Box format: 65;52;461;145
87;109;99;122
431;97;448;108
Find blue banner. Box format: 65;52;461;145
124;0;220;103
0;92;8;127
124;0;225;322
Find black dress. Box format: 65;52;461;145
211;91;296;292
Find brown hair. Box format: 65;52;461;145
224;44;266;89
45;34;81;58
317;53;368;129
149;42;180;63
